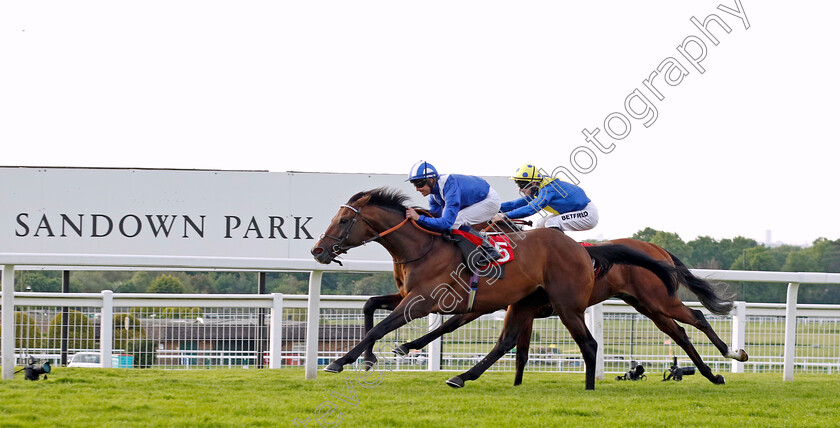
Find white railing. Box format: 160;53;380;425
3;289;840;381
4;263;840;382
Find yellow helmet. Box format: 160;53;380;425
510;164;543;182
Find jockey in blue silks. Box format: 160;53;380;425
492;163;599;232
404;160;502;265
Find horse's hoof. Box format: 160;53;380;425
324;362;344;373
362;354;378;368
713;375;725;385
738;349;749;362
446;376;465;388
393;345;410;356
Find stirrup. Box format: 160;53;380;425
473;242;501;267
481;243;501;260
456;227;501;267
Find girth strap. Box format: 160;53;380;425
466;272;480;312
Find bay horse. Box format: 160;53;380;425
310;187;678;390
389;236;749;388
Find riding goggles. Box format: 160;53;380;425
411;179;428;188
515;180;536;189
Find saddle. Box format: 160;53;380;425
446;230;509;279
443;229;511;312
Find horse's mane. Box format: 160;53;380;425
348;187;411;212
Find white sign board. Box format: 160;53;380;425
0;167;520;269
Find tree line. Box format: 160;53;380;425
8;228;840;304
628;228;840;304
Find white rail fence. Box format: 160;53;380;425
3;271;840;382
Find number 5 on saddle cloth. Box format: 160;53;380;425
447;230;515;311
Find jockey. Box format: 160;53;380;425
405;160;502;265
492;163;599;232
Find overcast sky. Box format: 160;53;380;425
3;1;838;247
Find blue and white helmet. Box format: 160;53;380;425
407;161;439;181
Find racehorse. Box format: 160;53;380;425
389;236;749;388
311;187;679;390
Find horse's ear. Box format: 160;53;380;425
356;195;372;206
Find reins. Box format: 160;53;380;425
323;204;440;265
480;218;532;233
345;204;441;239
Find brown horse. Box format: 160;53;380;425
390;237;749;388
310;188;678;390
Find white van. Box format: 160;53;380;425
68;352;102;368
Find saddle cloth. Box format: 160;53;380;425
450;230;514;269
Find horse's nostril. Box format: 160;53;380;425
312;247;323;256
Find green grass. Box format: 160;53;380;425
2;368;840;427
371;316;840;360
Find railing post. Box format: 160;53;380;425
585;303;604;380
61;271;70;366
269;293;284;369
101;290;114;368
427;313;442;371
1;265;15;380
730;301;746;373
256;272;266;369
783;282;799;381
305;271;322;379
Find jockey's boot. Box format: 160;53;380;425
460;226;502;266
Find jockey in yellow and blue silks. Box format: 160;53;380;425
405;160;502;264
492;164;599;232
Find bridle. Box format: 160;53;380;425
320;204;437;265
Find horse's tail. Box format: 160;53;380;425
665;250;734;315
586;244;678;296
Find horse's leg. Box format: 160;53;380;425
514;304;554;386
556;311;598;390
513;317;534;386
446;294;545;388
325;294;430;373
542;278;598;390
648;313;726;384
362;294;404;366
394;312;483;356
630;303;726;384
676;307;748;362
630;290;747;377
543;276;598;390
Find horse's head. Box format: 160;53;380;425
311;188;411;265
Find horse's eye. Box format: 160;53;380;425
338;218;348;225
